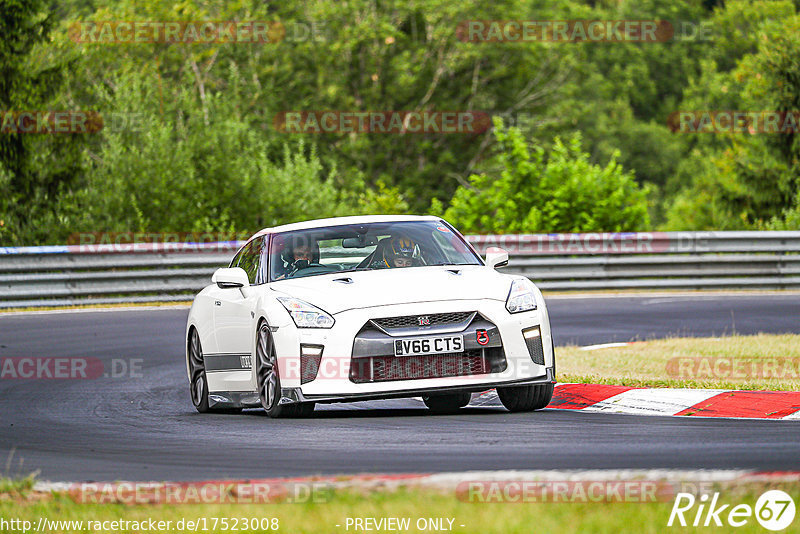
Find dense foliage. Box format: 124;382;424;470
1;0;799;244
440;120;649;233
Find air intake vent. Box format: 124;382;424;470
372;312;474;331
349;347;506;383
523;327;545;365
300;345;323;384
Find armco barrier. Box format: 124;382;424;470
1;232;799;308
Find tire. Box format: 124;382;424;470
187;329;243;414
188;328;210;413
497;383;554;412
422;392;472;414
255;320;315;418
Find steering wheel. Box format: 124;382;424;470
286;263;338;278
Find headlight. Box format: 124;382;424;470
277;297;335;328
506;279;538;314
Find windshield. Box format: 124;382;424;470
268;220;482;282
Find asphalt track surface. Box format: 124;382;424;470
1;293;799;481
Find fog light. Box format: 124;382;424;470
523;326;541;339
301;345;323;357
300;344;323;384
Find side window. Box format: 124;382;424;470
239;238;263;285
229;244;246;269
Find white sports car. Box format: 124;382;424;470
185;215;555;417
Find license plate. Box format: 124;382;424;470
394;335;464;357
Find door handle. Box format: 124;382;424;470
214;300;221;307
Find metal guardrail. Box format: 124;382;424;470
1;232;799;308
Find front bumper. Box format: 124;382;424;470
270;298;555;403
280;368;555;404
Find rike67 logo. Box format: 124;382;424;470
668;490;795;530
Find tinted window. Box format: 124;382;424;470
233;237;264;285
269;220;481;281
229;246;245;270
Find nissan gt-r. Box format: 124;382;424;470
185;215;555;417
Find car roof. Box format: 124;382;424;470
250;215;442;239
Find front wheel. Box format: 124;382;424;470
422;392;472;414
497;383;554;412
188;328;210;413
255;321;315;418
187;329;242;414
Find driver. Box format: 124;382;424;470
290;243;313;269
275;238;319;279
382;236;417;268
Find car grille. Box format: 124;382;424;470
350;352;486;383
371;312;474;331
349;347;507;384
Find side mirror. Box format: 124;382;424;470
485;247;509;269
212;267;249;289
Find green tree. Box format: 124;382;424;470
10;0;795;241
61;70;361;236
62;0;585;212
663;6;800;229
442;120;650;233
0;0;83;244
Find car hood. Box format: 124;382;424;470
270;265;513;314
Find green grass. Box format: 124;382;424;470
2;483;800;533
0;475;35;495
558;333;800;390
